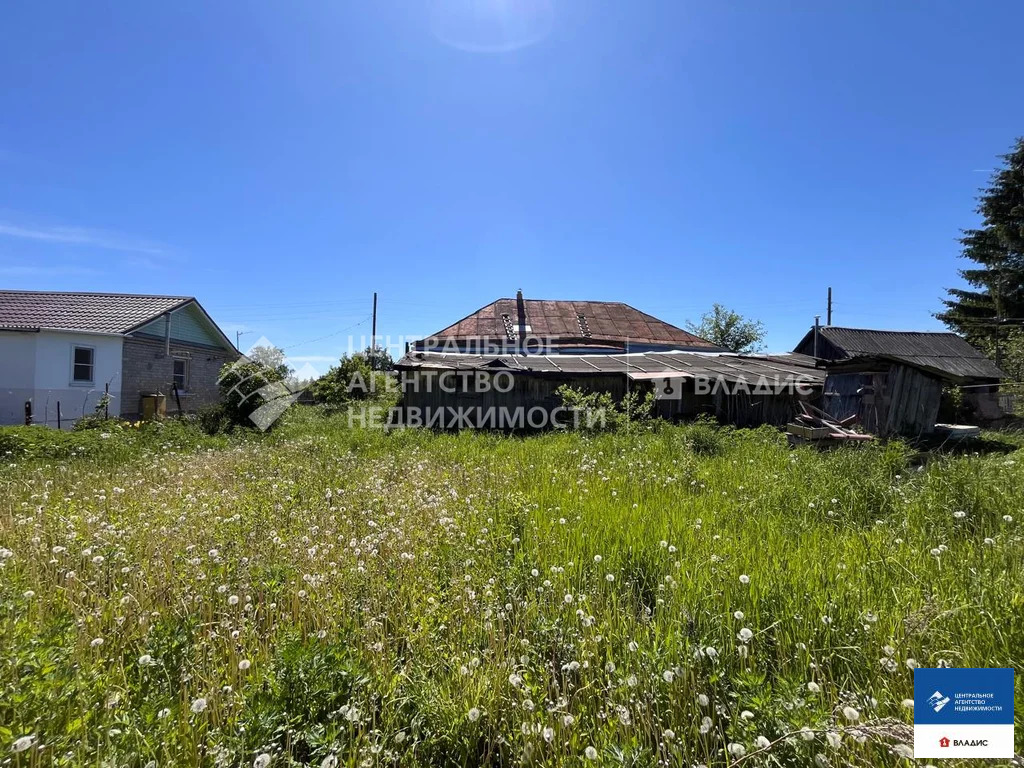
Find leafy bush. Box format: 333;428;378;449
197;402;234;435
0;418;227;461
556;384;656;433
309;350;397;408
684;414;732;455
218;359;289;429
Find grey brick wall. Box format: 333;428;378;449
121;337;237;418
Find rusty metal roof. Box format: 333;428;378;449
425;297;723;350
0;290;193;334
794;326;1005;381
398;350;825;384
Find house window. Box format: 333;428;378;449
72;346;94;383
172;358;190;390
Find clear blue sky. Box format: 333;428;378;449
2;1;1022;372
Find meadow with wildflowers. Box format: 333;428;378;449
1;411;1022;766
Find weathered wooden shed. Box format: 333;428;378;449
822;357;946;437
796;327;1008;437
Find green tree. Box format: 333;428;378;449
1001;329;1024;382
363;345;396;372
936;138;1024;351
217;359;288;428
686;304;765;353
309;349;395;407
247;345;292;380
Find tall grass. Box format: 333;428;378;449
1;413;1021;766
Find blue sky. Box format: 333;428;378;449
2;1;1022;371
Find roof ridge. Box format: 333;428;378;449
0;289;193;300
493;297;631;306
824;326;959;336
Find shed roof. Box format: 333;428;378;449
794;326;1005;381
425;297;723;350
398;350;825;385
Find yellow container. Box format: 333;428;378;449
141;393;167;420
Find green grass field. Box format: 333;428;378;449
1;412;1022;766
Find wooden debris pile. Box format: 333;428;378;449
786;401;873;447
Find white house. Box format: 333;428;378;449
0;290;237;427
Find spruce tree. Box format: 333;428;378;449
937;138;1024;352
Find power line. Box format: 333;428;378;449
281;315;373;352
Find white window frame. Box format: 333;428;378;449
172;357;190;391
71;345;95;385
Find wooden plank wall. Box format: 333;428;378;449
400;368;815;429
882;365;942;436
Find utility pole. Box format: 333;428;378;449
235;330;250;351
370;292;378;370
826;287;832;326
371;292;378;351
995;314;1003;370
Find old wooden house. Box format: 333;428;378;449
397;295;824;430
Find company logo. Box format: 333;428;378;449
913;668;1014;759
929;691;951;713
